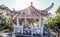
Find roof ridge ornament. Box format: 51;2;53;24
31;2;33;5
44;3;54;12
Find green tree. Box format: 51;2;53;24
47;16;60;28
47;6;60;29
56;6;60;14
0;17;7;30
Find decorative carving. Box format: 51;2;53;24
44;3;54;12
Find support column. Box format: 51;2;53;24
14;26;15;33
39;15;44;36
17;16;19;26
39;17;41;27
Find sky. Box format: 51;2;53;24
0;0;60;15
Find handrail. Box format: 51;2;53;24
51;27;60;37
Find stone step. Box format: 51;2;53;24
15;35;40;37
15;34;41;37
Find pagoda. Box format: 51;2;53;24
13;2;54;36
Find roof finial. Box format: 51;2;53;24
31;2;33;5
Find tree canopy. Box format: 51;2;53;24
47;6;60;29
56;6;60;14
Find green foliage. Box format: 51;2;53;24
0;17;8;30
56;6;60;14
47;6;60;27
47;16;60;28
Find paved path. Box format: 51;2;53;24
0;32;56;37
0;33;56;37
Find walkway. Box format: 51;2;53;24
0;29;57;37
0;32;56;37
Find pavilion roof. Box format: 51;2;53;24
17;5;41;13
16;3;42;17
